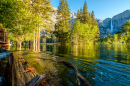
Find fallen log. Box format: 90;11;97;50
41;58;91;86
27;71;50;86
26;75;40;86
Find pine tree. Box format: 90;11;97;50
82;1;91;24
29;0;53;52
71;1;100;45
91;11;98;26
79;8;83;22
0;0;53;51
77;9;80;20
54;0;71;44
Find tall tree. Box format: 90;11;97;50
29;0;53;52
79;8;83;21
71;1;100;45
77;9;80;20
91;11;98;26
0;0;53;51
54;0;71;44
82;1;91;24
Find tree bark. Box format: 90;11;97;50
35;32;38;52
33;30;35;51
19;41;21;50
37;27;40;52
16;41;18;50
29;41;31;50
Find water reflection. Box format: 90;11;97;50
40;44;130;86
9;44;130;86
40;44;130;65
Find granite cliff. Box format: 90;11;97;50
51;7;130;39
97;10;130;39
51;7;77;26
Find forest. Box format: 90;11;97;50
0;0;130;52
0;0;130;86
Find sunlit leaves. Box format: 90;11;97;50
71;20;99;44
54;0;71;44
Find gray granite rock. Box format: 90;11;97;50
97;10;130;39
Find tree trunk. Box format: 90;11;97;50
29;41;31;50
37;27;40;52
35;32;38;52
16;41;18;50
19;41;21;50
33;30;35;51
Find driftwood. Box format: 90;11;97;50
42;58;91;86
27;71;50;86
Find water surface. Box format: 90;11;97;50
40;44;130;86
10;44;130;86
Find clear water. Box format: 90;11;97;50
9;44;130;86
40;44;130;86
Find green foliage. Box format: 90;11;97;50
54;0;71;44
71;1;99;45
82;1;91;24
0;0;53;43
91;11;98;26
102;19;130;44
71;20;100;44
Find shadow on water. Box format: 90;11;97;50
39;44;130;86
9;44;130;86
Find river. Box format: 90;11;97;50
11;44;130;86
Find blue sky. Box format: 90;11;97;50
51;0;130;20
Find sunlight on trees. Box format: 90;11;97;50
54;0;71;44
71;1;100;45
0;0;53;51
102;19;130;44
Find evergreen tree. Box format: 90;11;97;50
71;1;100;45
82;1;91;24
54;0;71;44
79;8;83;21
91;11;98;26
0;0;53;51
77;9;80;20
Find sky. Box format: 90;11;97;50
51;0;130;20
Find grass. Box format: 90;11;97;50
13;51;58;75
12;51;60;85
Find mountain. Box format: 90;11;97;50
51;7;77;25
41;7;77;36
113;10;130;32
51;7;130;39
97;10;130;39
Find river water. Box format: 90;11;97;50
11;44;130;86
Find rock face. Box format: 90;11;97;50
97;19;111;39
112;10;130;32
97;10;130;39
51;7;130;39
51;7;77;25
41;7;77;36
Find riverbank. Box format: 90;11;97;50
0;50;91;86
1;43;130;86
12;51;59;86
0;51;13;86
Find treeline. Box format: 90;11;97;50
0;0;100;48
71;1;100;45
54;0;71;44
0;0;53;51
54;0;100;45
102;20;130;44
